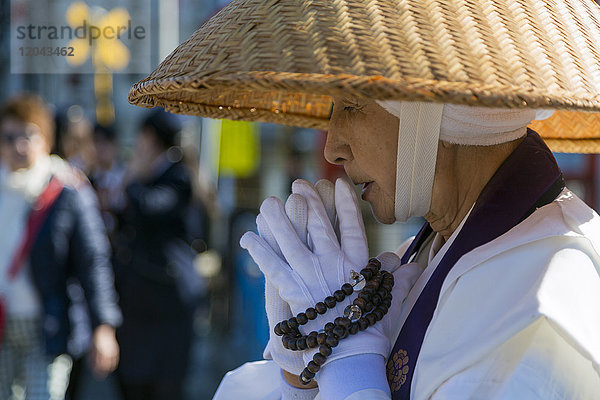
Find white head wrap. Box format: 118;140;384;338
375;101;555;222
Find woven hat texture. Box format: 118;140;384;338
129;0;600;152
530;110;600;153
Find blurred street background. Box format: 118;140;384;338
1;0;599;399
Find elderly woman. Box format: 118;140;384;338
128;0;600;398
236;100;600;400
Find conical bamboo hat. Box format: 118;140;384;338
129;0;600;153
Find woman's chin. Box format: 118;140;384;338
370;203;396;224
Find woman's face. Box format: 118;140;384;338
0;118;48;171
325;97;399;223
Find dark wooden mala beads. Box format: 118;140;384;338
273;258;395;385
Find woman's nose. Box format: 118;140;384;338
324;112;352;165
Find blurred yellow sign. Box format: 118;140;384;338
65;1;130;71
218;120;260;177
64;2;131;125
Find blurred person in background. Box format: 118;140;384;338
89;123;127;247
0;93;121;399
55;106;97;177
114;109;206;400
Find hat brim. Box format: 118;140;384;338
130;71;600;127
129;0;600;152
530;111;600;153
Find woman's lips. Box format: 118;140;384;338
361;182;373;200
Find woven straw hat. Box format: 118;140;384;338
129;0;600;153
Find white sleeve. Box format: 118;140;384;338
317;354;391;400
427;244;600;400
344;389;391;400
212;360;282;400
430;317;600;400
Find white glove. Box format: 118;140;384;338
242;179;363;323
242;178;422;376
241;179;386;367
259;180;336;375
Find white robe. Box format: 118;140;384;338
214;189;600;399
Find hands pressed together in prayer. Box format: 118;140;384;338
240;178;422;390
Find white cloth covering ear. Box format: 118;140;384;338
439;105;539;145
376;101;444;223
439;105;555;145
376;101;556;222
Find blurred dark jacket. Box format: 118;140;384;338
30;182;122;357
115;158;198;381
